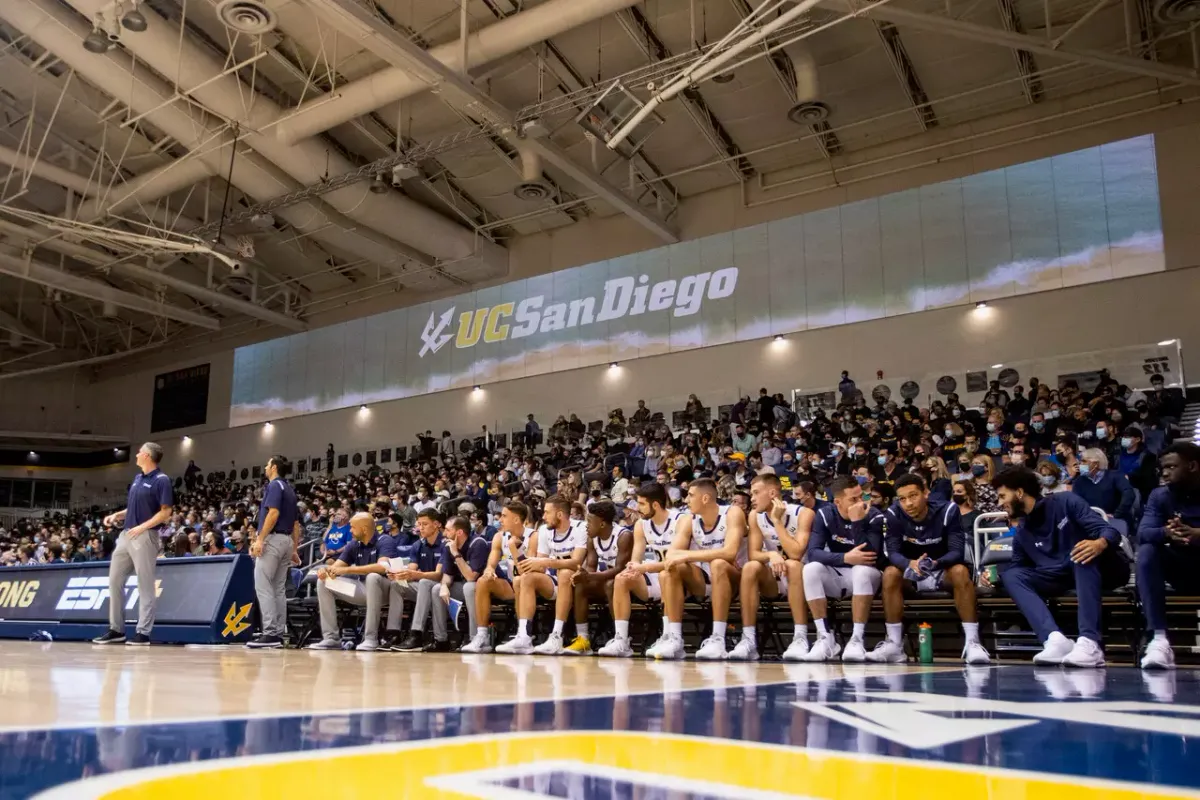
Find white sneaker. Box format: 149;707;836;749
1061;637;1105;668
865;640;905;664
782;636;809;661
597;636;634;658
695;634;729;661
355;637;380;652
727;636;759;661
841;637;867;662
1141;638;1176;670
461;629;492;654
802;634;840;662
644;633;670;658
962;640;991;665
533;631;565;655
651;633;687;660
1032;631;1074;665
495;633;535;655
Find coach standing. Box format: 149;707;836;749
92;442;173;646
248;455;300;649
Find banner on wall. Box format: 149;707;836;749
230;135;1165;427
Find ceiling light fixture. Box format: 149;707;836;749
83;25;111;52
975;301;988;309
773;334;785;342
991;364;1003;369
369;173;389;194
473;385;482;392
121;2;148;32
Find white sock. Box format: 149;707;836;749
576;623;589;639
662;614;670;631
743;626;756;644
713;621;728;638
852;622;865;641
552;619;565;636
815;618;828;636
669;622;683;637
1154;630;1169;643
517;619;529;637
886;622;903;646
615;620;630;639
962;622;980;643
794;624;808;641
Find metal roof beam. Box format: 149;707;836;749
874;22;938;130
307;0;678;244
994;0;1045;104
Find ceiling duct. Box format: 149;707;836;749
512;146;551;202
785;44;830;125
216;0;277;34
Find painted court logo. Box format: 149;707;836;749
418;267;739;358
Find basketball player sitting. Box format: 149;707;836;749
650;478;748;661
875;474;991;664
802;476;885;662
461;501;538;653
496;495;588;655
598;483;679;658
729;473;812;661
564;500;633;655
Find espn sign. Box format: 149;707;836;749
55;576;163;611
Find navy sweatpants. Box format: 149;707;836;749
1004;550;1129;643
1137;542;1200;632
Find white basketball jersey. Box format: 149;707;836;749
500;527;534;567
537;520;588;559
756;503;802;553
595;525;630;572
641;510;680;563
690;505;747;567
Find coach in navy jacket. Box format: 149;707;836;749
992;467;1129;667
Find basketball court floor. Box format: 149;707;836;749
0;642;1196;799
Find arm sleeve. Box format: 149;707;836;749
377;535;399;560
1138;489;1169;545
263;482;282;511
156;475;174;507
438;543;454;574
1010;530;1030;568
807;510;844;567
468;539;491;574
864;512;885;557
935;505;965;569
884;509;907;570
1071;494;1121;545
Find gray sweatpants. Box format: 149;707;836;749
316;572;405;643
254;534;292;637
409;578;472;641
108;530;158;636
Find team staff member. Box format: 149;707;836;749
93;442;173;646
248;456;300;650
437;516;491;645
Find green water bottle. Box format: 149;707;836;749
918;622;934;664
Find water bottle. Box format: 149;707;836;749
918;622;934;664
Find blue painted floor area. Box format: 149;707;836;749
2;662;1198;798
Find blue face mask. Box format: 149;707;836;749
971;464;987;477
1079;463;1092;476
1031;421;1044;432
877;455;887;465
1039;473;1056;486
1121;437;1134;449
1096;428;1108;440
855;474;870;486
986;423;997;433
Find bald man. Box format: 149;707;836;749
306;511;402;651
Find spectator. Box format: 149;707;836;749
838;371;856;404
1035;459;1070;494
970;455;1001;514
1118;426;1158;504
525;414;541;444
326;443;335;476
631;400;651;427
731;423;755;456
951;479;980;533
757;388;777;428
169;533;192;558
1072;448;1136;533
610;466;630;504
416;431;436;460
322;509;351;562
685;394;706;426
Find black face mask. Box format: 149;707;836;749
952;495;968;506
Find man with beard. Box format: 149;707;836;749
990;467;1129;668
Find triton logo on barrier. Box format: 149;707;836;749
55;576;164;611
418;267;739;358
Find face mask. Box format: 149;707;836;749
952;408;962;417
855;475;869;486
877;455;887;465
1010;454;1024;465
1095;428;1108;440
1079;463;1092;476
944;428;954;439
1121;437;1134;449
986;423;997;433
1038;473;1057;487
971;464;987;477
952;494;968;506
1031;421;1044;432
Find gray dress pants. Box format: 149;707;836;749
316;572;406;643
108;530;158;636
253;534;292;637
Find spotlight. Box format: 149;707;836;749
28;451;36;457
264;422;273;430
712;72;735;84
991;364;1003;369
369;173;389;194
773;334;785;342
609;362;619;369
1158;339;1177;346
121;4;148;32
975;301;988;309
359;404;369;412
182;436;192;444
83;26;111;52
473;385;482;392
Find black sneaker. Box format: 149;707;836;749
126;633;151;646
396;632;425;652
246;634;284;649
381;630;403;651
425;638;452;653
92;629;125;645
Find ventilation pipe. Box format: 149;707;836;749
785;44;830;125
75;158;214;221
278;0;644;145
54;0;503;271
0;0;436;274
512;146;551;201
